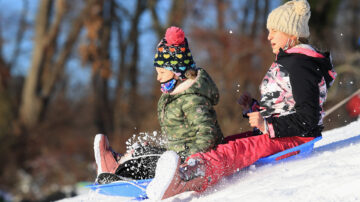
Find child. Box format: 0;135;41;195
147;0;337;199
94;27;224;182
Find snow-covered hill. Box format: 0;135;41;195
60;118;360;202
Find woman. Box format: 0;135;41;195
94;27;224;182
146;0;337;200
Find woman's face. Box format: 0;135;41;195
156;67;175;83
267;29;297;54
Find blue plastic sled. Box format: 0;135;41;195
87;136;322;199
254;136;322;165
86;178;151;200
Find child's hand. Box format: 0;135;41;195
247;112;265;133
238;92;252;109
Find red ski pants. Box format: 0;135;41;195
187;131;314;191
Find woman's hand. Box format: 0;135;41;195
238;92;253;110
247;112;266;133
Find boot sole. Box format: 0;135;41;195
94;134;105;175
146;151;179;200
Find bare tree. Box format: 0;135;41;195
79;0;114;134
10;0;29;69
127;0;147;127
110;0;147;137
250;0;259;37
19;0;96;129
308;0;341;49
149;0;187;38
113;5;128;136
241;0;251;35
262;0;269;32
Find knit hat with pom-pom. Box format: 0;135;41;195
154;26;196;80
267;0;311;38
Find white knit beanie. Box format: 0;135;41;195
267;0;311;38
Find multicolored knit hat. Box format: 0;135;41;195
154;27;196;80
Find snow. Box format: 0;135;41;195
59;118;360;202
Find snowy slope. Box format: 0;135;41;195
60;118;360;202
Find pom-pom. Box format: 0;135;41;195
165;26;185;45
293;0;310;16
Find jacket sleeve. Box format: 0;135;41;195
265;55;323;138
182;95;220;154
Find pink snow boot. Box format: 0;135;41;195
94;134;121;175
146;151;205;200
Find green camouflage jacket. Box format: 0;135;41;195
157;68;224;159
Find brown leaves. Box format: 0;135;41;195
79;2;112;79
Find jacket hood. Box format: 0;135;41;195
170;68;220;105
280;44;337;88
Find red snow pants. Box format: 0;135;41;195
187;131;315;192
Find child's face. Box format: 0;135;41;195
156;67;175;82
267;28;297;54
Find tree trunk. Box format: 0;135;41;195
113;15;127;135
216;0;226;30
92;0;114;134
262;0;269;32
250;0;259;37
166;0;186;27
350;0;359;51
19;0;93;129
19;0;53;128
127;0;146;127
241;0;250;35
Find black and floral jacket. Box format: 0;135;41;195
247;44;337;138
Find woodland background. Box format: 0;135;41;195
0;0;359;201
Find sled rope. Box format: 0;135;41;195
130;154;162;160
124;181;146;191
324;88;360;118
